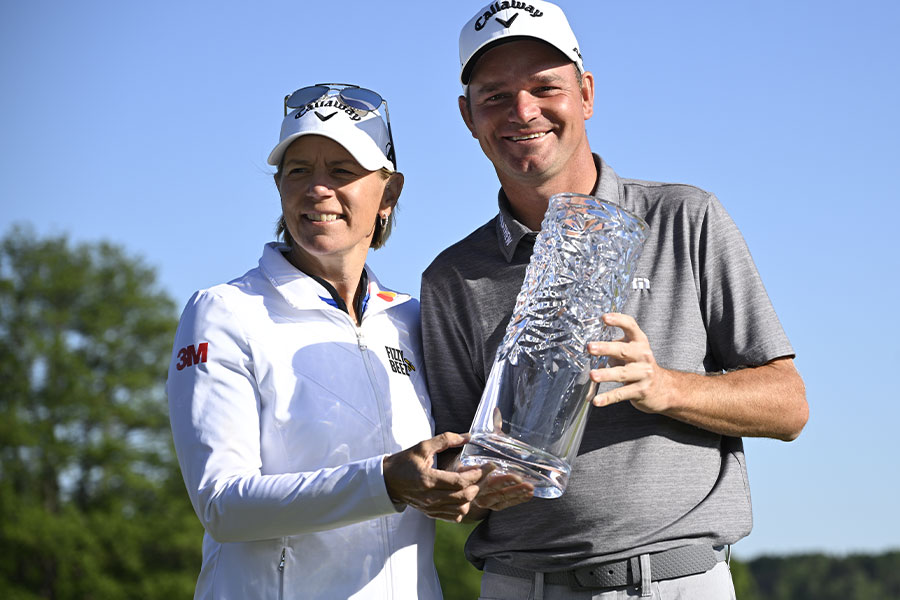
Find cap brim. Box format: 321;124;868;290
268;130;392;171
268;107;394;172
461;35;535;85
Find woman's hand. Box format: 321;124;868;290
382;433;486;522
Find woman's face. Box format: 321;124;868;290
276;135;399;271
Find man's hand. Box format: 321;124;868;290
439;453;535;522
382;433;485;522
588;312;674;413
471;469;534;511
586;313;808;440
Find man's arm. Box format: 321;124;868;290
589;312;808;441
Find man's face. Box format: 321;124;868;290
460;40;594;187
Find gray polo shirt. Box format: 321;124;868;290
420;155;794;571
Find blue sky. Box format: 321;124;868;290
2;1;898;559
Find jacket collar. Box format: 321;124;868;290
494;154;621;262
258;242;410;316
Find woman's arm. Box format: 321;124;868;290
168;290;402;542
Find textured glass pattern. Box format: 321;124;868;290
460;193;648;498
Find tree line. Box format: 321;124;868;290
1;227;896;599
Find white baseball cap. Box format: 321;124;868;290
459;0;584;86
267;89;395;172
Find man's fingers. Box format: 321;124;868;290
601;312;649;344
478;471;523;489
474;482;534;510
588;340;653;364
590;362;654;384
588;341;626;361
457;463;491;476
469;471;534;511
592;389;626;407
591;381;649;408
405;484;481;519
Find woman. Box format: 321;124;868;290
167;83;484;599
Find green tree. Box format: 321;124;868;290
729;557;761;599
434;520;483;600
745;551;900;600
0;226;202;599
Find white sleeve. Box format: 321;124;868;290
166;290;399;543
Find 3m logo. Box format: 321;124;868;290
385;346;415;376
176;343;208;371
632;277;651;291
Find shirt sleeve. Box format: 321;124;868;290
698;194;795;368
166;290;398;544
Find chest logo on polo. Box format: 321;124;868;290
385;346;415;376
632;277;651;291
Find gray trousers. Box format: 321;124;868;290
478;561;736;600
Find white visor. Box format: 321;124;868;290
268;94;394;171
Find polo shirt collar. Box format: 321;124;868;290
493;154;621;262
495;190;534;262
593;154;622;205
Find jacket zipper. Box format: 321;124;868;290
356;329;393;453
356;327;396;597
278;548;285;600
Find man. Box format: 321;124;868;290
420;1;809;598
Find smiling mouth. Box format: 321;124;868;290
305;214;342;222
507;132;548;142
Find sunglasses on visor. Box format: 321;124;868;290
283;83;397;169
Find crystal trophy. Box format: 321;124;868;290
459;193;649;498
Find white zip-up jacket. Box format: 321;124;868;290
167;243;441;599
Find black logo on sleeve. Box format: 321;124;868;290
385;346;416;376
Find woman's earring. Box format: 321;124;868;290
378;214;387;229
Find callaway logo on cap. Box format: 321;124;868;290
268;87;395;172
459;0;584;86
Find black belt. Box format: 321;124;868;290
484;544;728;590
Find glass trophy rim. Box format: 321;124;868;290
547;191;649;232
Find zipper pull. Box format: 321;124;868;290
278;548;285;571
356;329;367;351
